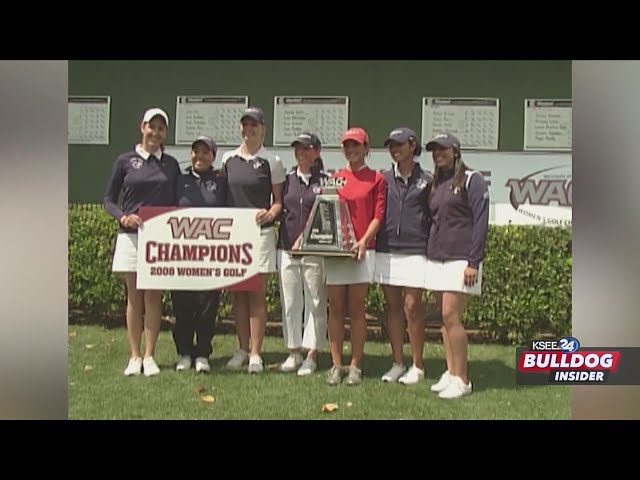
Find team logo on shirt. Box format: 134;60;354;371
416;178;428;190
252;160;263;169
320;177;346;189
130;157;144;170
205;180;217;192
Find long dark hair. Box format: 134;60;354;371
432;148;470;192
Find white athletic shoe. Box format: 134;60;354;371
176;355;192;372
142;356;160;377
195;357;211;373
430;370;453;392
280;353;304;372
226;349;249;370
438;375;473;399
381;363;406;383
398;365;425;385
124;357;142;376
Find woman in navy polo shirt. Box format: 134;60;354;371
375;127;432;385
172;136;227;374
424;132;490;399
277;132;328;376
104;108;181;377
220;107;285;374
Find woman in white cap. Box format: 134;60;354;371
324;127;387;386
277;132;328;376
220;107;285;374
375;127;432;385
104;107;181;377
424;132;490;399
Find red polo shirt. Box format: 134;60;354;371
333;166;387;249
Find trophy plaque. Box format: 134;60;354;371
290;177;357;257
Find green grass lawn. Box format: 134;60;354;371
68;325;570;420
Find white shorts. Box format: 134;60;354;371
112;232;138;273
324;250;375;286
374;252;428;289
424;259;482;296
256;227;277;274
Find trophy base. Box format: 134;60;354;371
289;249;356;258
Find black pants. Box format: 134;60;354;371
170;290;221;358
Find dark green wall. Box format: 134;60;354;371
69;60;571;203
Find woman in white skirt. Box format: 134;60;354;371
324;127;387;386
375;127;433;385
103;108;181;376
277;132;328;376
220;107;285;374
424;132;490;399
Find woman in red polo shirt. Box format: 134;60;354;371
324;127;387;386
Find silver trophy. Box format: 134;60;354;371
290;177;357;257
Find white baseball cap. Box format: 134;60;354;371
142;108;169;126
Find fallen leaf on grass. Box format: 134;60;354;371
84;365;93;372
322;403;339;413
201;395;215;403
195;385;206;394
68;331;77;338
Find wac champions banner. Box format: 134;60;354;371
136;207;261;291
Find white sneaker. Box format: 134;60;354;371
430;370;453;392
143;356;160;377
176;355;192;372
438;375;473;399
226;349;249;370
297;358;317;376
195;357;211;373
280;353;304;372
381;363;406;383
398;365;425;385
124;357;142;376
247;355;264;374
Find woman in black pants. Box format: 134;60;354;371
172;136;227;373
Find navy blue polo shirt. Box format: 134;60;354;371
176;167;227;208
221;146;286;229
277;166;328;251
376;161;433;255
426;169;490;268
104;145;181;233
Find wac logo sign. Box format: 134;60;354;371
505;165;572;226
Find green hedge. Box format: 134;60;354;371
69;204;571;344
